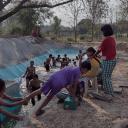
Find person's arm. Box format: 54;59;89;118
3;93;23;101
26;89;42;100
66;81;78;97
23;67;28;77
0;99;27;107
0;108;23;121
33;67;36;74
79;55;83;66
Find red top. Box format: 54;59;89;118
99;36;116;60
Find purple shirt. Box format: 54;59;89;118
50;66;81;89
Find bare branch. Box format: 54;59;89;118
0;0;74;23
0;0;28;23
22;0;74;9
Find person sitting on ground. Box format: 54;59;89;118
0;79;28;121
32;27;38;37
25;61;91;117
28;74;43;106
23;61;36;89
80;47;100;95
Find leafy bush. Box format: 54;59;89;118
67;37;74;42
51;37;56;40
80;36;85;40
10;27;22;35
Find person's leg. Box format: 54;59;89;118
26;78;29;89
35;95;53;115
37;94;41;101
31;97;36;106
92;77;98;93
80;77;90;97
102;60;116;96
31;88;36;106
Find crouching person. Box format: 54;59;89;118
25;61;91;117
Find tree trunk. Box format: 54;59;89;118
91;22;94;41
74;28;77;43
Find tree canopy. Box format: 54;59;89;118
0;0;73;23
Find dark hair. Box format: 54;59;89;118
33;74;38;79
30;61;34;64
64;54;67;57
86;47;96;54
80;61;91;70
0;79;6;91
79;50;82;53
101;24;113;37
49;54;52;57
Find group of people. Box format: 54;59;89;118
0;24;117;122
44;54;79;72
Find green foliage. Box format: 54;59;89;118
52;16;61;37
78;19;92;34
17;8;39;35
51;36;56;40
80;36;85;40
10;26;22;35
67;37;74;42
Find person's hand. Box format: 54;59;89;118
22;96;30;105
17;97;23;101
15;115;24;121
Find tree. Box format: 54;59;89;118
65;0;83;42
77;19;92;34
52;16;61;38
82;0;109;41
17;8;53;35
119;0;128;20
0;0;74;23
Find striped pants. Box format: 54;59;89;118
102;59;116;95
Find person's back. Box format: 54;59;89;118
100;36;116;60
29;74;42;106
50;66;81;89
30;79;41;89
85;57;100;77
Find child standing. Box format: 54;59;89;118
28;74;43;106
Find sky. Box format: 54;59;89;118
48;0;120;27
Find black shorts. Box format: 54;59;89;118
26;75;33;81
45;64;50;71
